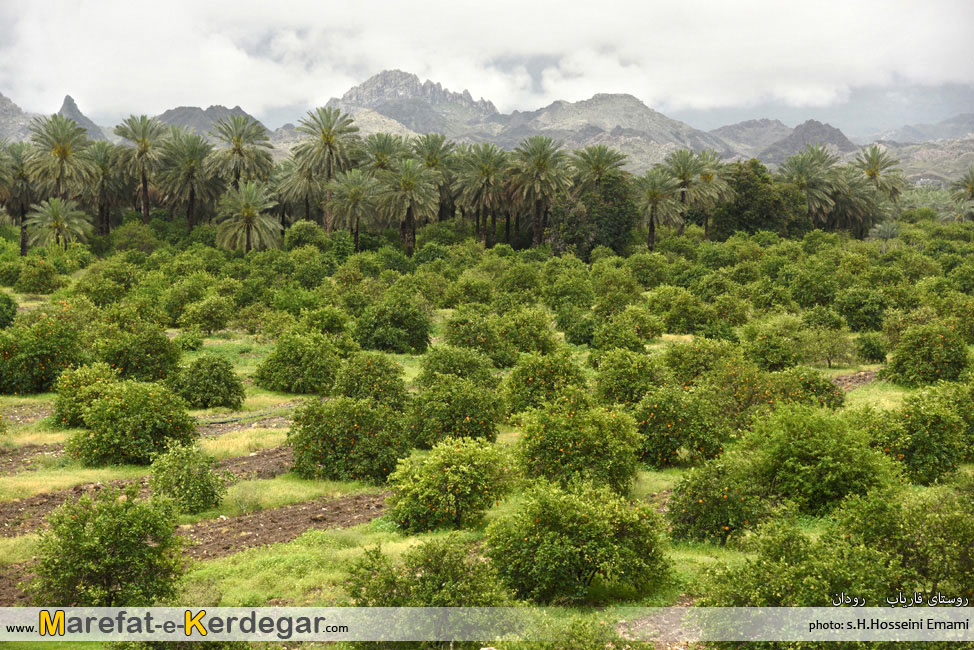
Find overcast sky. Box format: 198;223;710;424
1;0;972;135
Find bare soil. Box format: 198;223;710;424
831;369;879;391
1;404;53;426
0;443;65;477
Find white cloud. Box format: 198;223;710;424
0;0;971;127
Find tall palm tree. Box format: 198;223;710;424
279;153;324;223
4;141;35;255
571;144;628;193
854;144;905;202
412;133;457;222
695;149;735;239
114;115;167;224
455;142;509;246
634;167;681;250
85;141;126;236
293;107;359;230
27;113;94;200
378;158;438;257
662;149;705;235
25;197;93;248
828;165;882;237
158;127;222;230
950;165;974;204
326;169;379;252
215;181;280;253
777;144;839;225
208;114;273;190
362;132;408;174
509;136;571;247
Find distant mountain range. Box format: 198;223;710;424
2;71;973;180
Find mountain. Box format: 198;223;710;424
57;95;107;141
758;119;858;164
155;105;263;137
709;119;793;159
0;90;35;142
871;113;974;144
269;108;418;160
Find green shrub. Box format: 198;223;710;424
631;385;726;468
855;331;887;363
765;366;845;410
408;375;500;448
415;345;496;389
168;354;246;410
833;286;888;332
495;306;558;355
0;260;21;286
27;485;183;606
14;257;64;293
798;326;856;368
883;322;969;386
501;348;587;414
172;327;204;352
648;286;717;334
0;292;16;329
624;252;669;289
112;221;162;254
74;258;142;306
741;314;805;371
354;295;432;353
95;327;181;381
485;481;668;603
388;438;513;532
332;352;408;409
53;363;121;428
346;535;511;608
0;302;88;394
518;403;640;494
594;348;670;406
149;443;231;514
661;338;741;387
284;220;328;251
70;381;196;466
300;305;350;335
443;305;516;367
591;304;663;352
288;397;407;484
556;306;596;346
667;458;770;545
253;331;341;394
881;306;937;348
178;295;233;334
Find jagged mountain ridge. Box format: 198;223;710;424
871;113;974;144
758;119;858;164
709;118;793;159
0;91;35;141
155;105;263;138
57;95;107;141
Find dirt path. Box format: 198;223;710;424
617;594;697;649
1;404;52;426
831;369;878;391
0;446;294;538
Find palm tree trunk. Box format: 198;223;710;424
141;171;150;224
648;209;656;251
18;204;28;256
354;215;360;252
703;214;709;240
489;211;497;248
504;209;511;244
304;194;311;223
233;169;240;192
480;205;488;246
531;198;543;247
677;189;686;236
514;211;521;246
187;186;196;231
405;204;416;257
245;225;252;253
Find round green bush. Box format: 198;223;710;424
284;219;328;251
53;362;121;428
332;351;408;409
501;348;587;414
765;366;845;410
169;354;246;410
149;443;231;514
555;306;596;346
0;292;16;329
300;305;350;335
288;397;408;484
0;302;88;394
408;374;501;448
518;403;640;494
70;381;196;466
594;348;671;406
388;438;513;532
884;322;969;386
95;327;181;382
0;261;21;287
741;314;805;371
495;306;558;355
27;485;183;606
855;331;887;363
661;338;741;387
73;259;142;307
833;286;888;332
631;385;727;468
415;345;496;389
172;327;204;352
354;295;432;353
14;257;64;294
591;304;663;352
485;481;668;603
178;295;233;334
442;305;516;367
254;331;342;394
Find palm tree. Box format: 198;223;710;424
158;127;222;230
854;144;905;202
4;141;35;254
777;145;839;225
278;154;323;223
85;141;126;235
828;165;883;237
378;158;438;257
950;165;974;203
662;149;706;235
695;149;735;239
215;182;280;253
114;115;167;224
571;144;628;193
27;113;94;200
293;107;359;230
326;169;379;251
455;142;509;246
208;114;273;190
509;136;571;247
412;133;457;222
25;197;93;248
634;167;681;250
362;132;408;174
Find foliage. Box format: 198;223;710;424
485;481;668;603
855;331;888;363
178;295;234;334
332;351;408;409
172;327;204;352
501;348;587;414
354;294;432;353
593;348;671;406
494;306;558;355
591;304;663;352
253;331;342;394
95;327;181;382
27;486;183;606
442;305;516;367
168;354;246;410
631;385;726;468
388;438;513;532
0;292;16;329
53;362;121;428
13;257;65;293
408;374;500;448
0;302;88;394
288;397;407;484
741;314;805;371
661;338;741;387
149;443;231;514
883;321;969;385
415;345;496;389
765;365;845;409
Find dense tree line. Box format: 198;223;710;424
2;108;974;259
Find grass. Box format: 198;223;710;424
0;465;148;500
200;427;289;459
842;379;910;411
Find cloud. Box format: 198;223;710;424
1;0;972;127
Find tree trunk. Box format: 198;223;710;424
405;204;415;257
233;168;240;192
475;205;481;239
647;211;656;251
504;209;510;244
514;211;521;247
354;215;360;252
19;204;28;256
141;170;150;224
304;194;311;223
703;214;709;240
531;198;544;247
480;206;488;246
489;211;497;248
187;185;196;231
677;188;686;236
245;225;252;253
323;190;333;233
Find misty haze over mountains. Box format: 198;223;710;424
2;70;973;180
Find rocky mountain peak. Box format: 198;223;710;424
758;118;857;164
0;90;35;141
57;94;106;140
329;69;497;116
